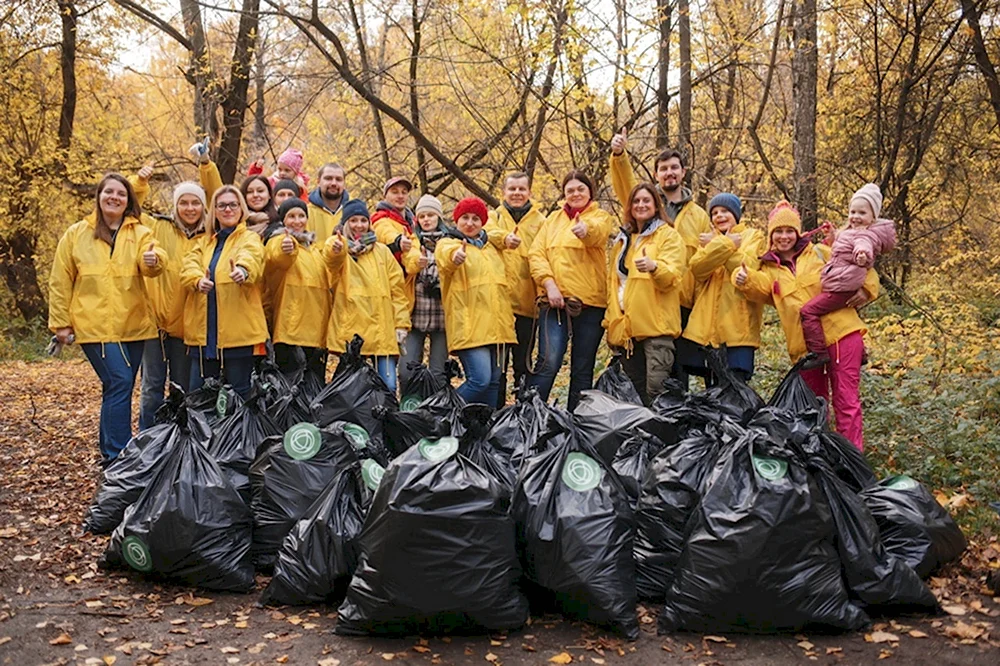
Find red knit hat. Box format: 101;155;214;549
452;197;488;224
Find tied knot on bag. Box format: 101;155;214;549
535;294;583;317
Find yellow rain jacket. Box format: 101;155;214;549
198;161;224;201
264;234;331;349
48;214;166;343
324;238;410;356
436;238;515;352
733;241;879;362
179;223;268;349
603;220;688;348
485;203;547;318
529;201;613;308
682;225;765;348
307;200;344;246
141;215;204;339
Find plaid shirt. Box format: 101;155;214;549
411;259;445;332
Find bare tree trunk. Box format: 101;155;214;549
348;0;392;181
409;0;427;192
960;0;1000;130
216;0;261;184
57;0;77;153
697;61;737;207
678;0;691;165
179;0;218;140
252;32;268;152
656;0;672;148
525;1;568;180
791;0;818;230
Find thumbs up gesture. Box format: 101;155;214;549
634;246;657;273
138;164;154;182
399;234;413;253
453;239;468;266
726;231;743;249
229;258;246;284
197;268;214;293
611;126;628;156
142;242;158;267
699;232;714;247
281;228;295;254
330;228;345;254
417;246;429;269
504;228;522;249
735;261;749;287
571;213;587;239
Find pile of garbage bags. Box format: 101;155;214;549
84;341;966;636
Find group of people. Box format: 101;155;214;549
48;133;894;465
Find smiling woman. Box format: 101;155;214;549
47;173;166;465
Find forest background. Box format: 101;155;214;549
0;0;998;530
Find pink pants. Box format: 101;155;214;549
800;331;865;451
801;290;854;355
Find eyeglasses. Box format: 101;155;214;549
215;202;240;211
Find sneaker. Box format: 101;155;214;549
800;352;830;370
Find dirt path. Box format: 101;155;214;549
2;360;998;665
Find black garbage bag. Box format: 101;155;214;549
632;423;740;602
381;367;466;457
806;452;938;611
860;476;967;578
814;430;877;493
399;361;441;411
573;390;678;464
651;383;734;441
459;404;516;492
250;422;363;571
767;359;828;430
259;460;380;606
84;391;212;535
101;414;254;591
487;385;567;472
659;410;868;633
512;407;638;638
209;389;280;503
336;434;528;636
611;430;667;509
182;378;243;426
253;359;314;431
702;346;764;424
594;355;642;405
310;335;398;448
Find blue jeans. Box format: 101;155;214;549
189;355;256;399
81;341;145;462
370;356;398;394
529;305;606;411
399;329;448;387
139;335;190;430
456;346;501;406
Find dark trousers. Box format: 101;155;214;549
529;305;606;411
273;342;328;385
496;314;535;407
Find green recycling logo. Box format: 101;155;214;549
752;456;788;481
343;424;370;450
284;422;322;460
400;394;422;412
122;535;153;572
887;475;919;491
215;390;229;419
361;459;386;490
418;436;458;462
561;452;603;491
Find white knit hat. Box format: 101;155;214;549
172;181;207;215
415;193;443;217
851;183;883;219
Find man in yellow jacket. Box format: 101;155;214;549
307;163;350;245
484;171;547;405
609;128;711;386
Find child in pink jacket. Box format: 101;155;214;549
801;183;896;367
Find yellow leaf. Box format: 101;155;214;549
381;654;395;661
942;604;967;615
549;653;573;664
908;630;928;638
50;633;72;645
485;653;498;662
865;631;899;644
703;635;728;643
103;657;117;665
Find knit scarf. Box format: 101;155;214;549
347;230;377;258
504;201;533;223
462;230;489;249
245;211;271;237
283;228;316;248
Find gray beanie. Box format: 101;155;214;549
415;193;444;218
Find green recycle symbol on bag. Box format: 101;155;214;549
215;389;229;419
887;475;919;491
752;455;788;481
284;422;322;460
561;452;603;491
342;423;370;450
417;436;458;462
400;394;422;412
122;535;153;573
361;458;386;490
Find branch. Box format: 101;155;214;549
111;0;193;51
